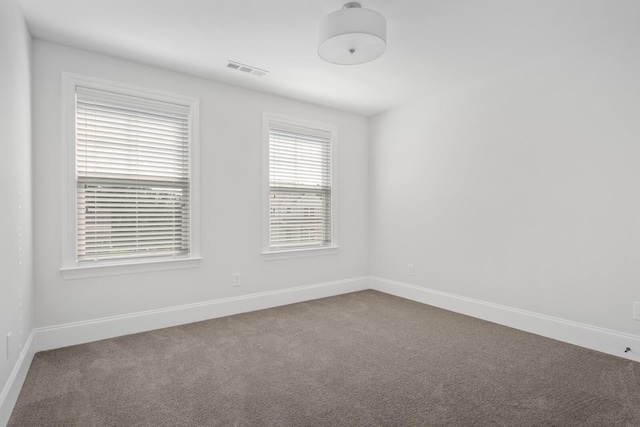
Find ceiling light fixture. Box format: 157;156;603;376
318;2;387;65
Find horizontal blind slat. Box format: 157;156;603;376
268;121;332;251
76;87;191;262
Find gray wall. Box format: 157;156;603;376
32;40;369;328
0;0;34;409
370;25;640;335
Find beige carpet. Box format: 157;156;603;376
9;290;640;426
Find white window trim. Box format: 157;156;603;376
261;113;339;260
60;72;201;279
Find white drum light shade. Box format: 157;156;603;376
318;2;386;65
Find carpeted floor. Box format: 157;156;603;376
8;290;640;426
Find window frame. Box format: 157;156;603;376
262;113;339;260
60;73;201;279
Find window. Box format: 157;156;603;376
61;74;200;278
263;114;337;257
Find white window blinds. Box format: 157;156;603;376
268;121;332;250
75;86;191;263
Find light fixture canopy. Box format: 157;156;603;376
318;2;387;65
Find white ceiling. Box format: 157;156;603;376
18;0;640;116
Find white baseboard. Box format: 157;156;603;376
0;331;36;427
34;276;369;353
370;276;640;363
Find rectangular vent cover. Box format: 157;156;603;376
227;61;268;77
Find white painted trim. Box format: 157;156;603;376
370;276;640;363
261;112;338;255
34;276;369;352
262;246;339;260
0;331;36;427
60;72;201;278
60;256;202;280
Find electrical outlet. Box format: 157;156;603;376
634;302;640;320
408;264;415;276
6;332;11;360
232;273;240;287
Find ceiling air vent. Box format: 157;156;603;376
226;61;268;77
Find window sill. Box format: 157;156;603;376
261;246;339;261
60;256;202;280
